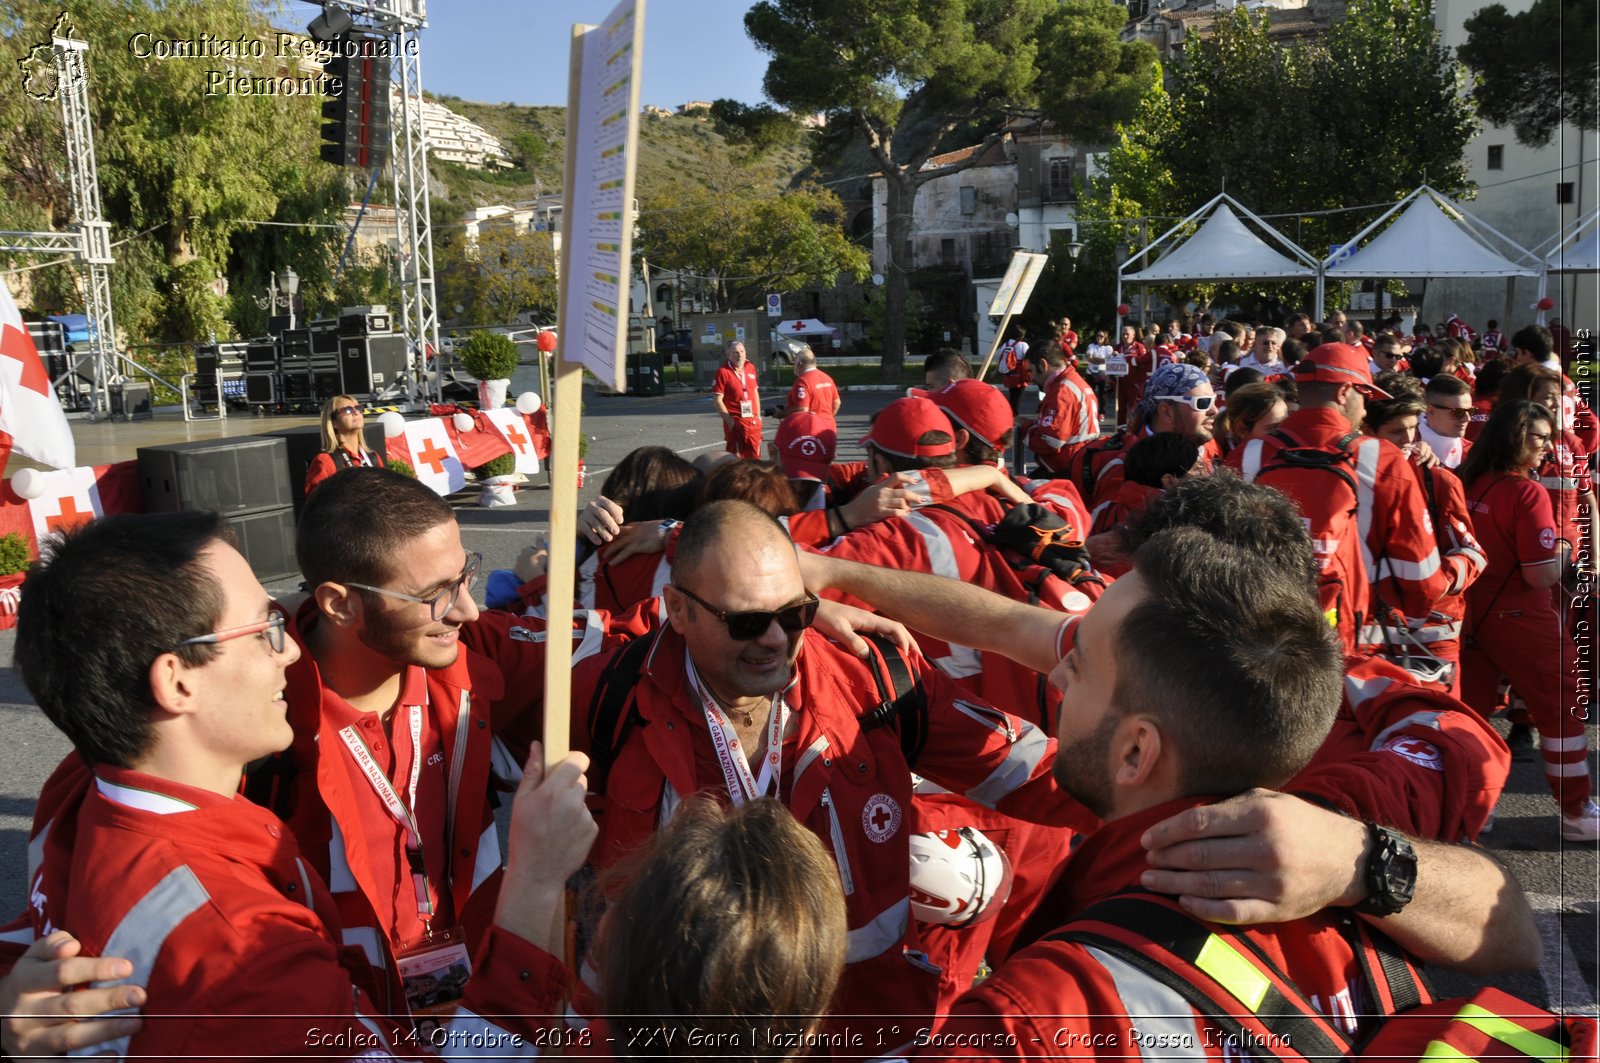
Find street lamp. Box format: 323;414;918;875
280;266;299;330
1066;240;1084;262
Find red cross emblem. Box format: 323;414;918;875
414;439;450;475
860;794;902;843
502;421;529;450
0;323;50;396
45;496;94;533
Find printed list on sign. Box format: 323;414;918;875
560;0;645;393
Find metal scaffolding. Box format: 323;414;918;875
0;31;120;416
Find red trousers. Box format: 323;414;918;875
1461;596;1592;815
722;417;762;459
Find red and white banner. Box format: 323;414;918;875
0;282;76;469
397;418;465;496
443;408;514;470
484;409;542;475
1;461;141;557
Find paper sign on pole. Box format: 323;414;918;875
557;0;646;394
977;251;1049;380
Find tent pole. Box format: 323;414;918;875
1505;276;1518;331
1314;267;1325;322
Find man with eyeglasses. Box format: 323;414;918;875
1238;325;1286;373
569;499;1090;1040
0;511;595;1058
1418;373;1474;469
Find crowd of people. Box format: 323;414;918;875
0;310;1592;1061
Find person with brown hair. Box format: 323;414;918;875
1499;363;1598;559
1456;399;1597;841
596;797;846;1060
1216;381;1289;449
304;394;381;495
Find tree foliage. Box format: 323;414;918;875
436;226;558;327
1085;0;1475;314
0;1;355;343
1034;0;1160;145
1460;0;1598;147
708;99;804;154
637;153;868;312
747;0;1152;374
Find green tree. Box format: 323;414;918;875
1460;0;1597;147
746;0;1055;376
708;99;804;155
0;2;353;344
1033;0;1160;145
436;226;558;326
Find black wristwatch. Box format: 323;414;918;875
1353;822;1417;917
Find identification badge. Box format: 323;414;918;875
739;400;754;418
1106;355;1129;377
397;927;472;1018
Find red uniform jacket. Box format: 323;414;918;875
305;446;382;495
787;367;840;418
1026;366;1101;474
923;798;1402;1059
572;626;1095;1042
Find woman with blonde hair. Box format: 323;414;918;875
1216;381;1289;450
304;394;381;495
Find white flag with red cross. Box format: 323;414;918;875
25;466;104;545
484;408;542;475
400;417;465;496
0;282;76;470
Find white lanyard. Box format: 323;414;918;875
338;704;434;921
687;652;785;804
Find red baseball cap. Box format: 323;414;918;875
774;411;837;481
929;379;1011;451
1292;343;1393;398
860;397;956;460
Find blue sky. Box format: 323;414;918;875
288;0;773;108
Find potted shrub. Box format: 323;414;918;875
0;532;31;631
474;451;519;507
457;331;520;411
387;458;417;478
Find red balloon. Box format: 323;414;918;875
1537;297;1555;311
1116;303;1132;317
536;330;558;352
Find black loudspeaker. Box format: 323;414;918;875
245;372;277;404
262;423;388;502
341;334;410;394
225;506;298;583
309;319;340;356
313;369;343;399
138;437;293;516
245;340;278;371
109;382;152;421
281;373;312;401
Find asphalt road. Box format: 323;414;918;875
1;380;1594;1016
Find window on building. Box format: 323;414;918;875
1558;182;1575;204
941;238;958;266
1486;144;1503;170
960;186;977;215
1047;158;1074;203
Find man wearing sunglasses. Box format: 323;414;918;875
2;512;594;1058
572;499;1091;1040
1077;362;1220;511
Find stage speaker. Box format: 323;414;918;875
245;340;278;371
225;506;298;583
262;423;388;502
109;382;152;421
313;369;344;400
309;319;340;357
281;372;312;401
138;436;293;516
245;372;278;405
341;334;410;394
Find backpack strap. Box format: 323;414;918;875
1049;891;1357;1063
584;630;658;795
855;632;929;766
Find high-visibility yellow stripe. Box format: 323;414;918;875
1195;935;1271;1011
1421;1039;1475;1061
1456;1004;1569;1061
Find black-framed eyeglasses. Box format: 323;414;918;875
347;552;482;621
673;584;820;640
1427;403;1472;420
175;614;289;655
334;405;362;417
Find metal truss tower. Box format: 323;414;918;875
0;30;119;416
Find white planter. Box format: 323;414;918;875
477;378;510;410
478;475;519;508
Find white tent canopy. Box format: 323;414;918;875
774;317;836;336
1323;187;1540;279
1541;208;1600;273
1122;199;1318;283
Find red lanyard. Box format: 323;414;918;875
339;705;434;925
687;651;785;803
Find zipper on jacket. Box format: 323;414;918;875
820;788;855;896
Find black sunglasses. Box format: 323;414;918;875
673;585;820;640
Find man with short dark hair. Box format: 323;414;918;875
922;347;972;391
1419;372;1474;469
3;512;590;1058
1512;323;1562;373
1024;345;1100;474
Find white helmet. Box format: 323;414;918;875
907;827;1014;927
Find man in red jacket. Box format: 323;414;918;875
782;344;841;420
2;511;591;1059
1023;344;1101;475
1229;343;1450;656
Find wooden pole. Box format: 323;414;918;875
541;23;591;768
976;306;1018;382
